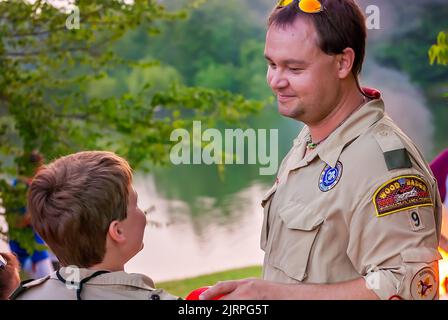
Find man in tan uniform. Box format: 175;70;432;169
201;0;442;300
10;151;179;300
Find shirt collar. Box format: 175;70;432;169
53;267;156;290
294;89;385;169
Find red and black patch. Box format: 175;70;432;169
373;175;433;217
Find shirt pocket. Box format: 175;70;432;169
269;201;324;282
260;184;277;251
400;247;442;264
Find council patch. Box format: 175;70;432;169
372;175;433;217
410;267;438;300
318;161;343;192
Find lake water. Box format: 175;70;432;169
126;175;267;282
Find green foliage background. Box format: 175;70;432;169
0;0;264;251
371;2;448;154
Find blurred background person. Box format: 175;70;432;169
7;151;55;279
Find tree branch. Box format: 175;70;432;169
54;113;90;121
3;36;115;58
3;7;105;39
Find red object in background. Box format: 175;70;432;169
388;295;404;300
185;287;225;300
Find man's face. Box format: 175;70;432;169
264;18;340;125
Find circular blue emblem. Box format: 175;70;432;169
319;161;343;192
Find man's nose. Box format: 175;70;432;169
268;70;288;90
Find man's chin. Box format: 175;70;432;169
278;103;302;119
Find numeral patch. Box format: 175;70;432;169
408;209;425;231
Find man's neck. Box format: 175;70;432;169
308;86;366;144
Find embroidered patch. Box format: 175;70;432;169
410;267;438;300
408;209;425;232
319;161;343;192
373;175;433;217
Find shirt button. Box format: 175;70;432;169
151;294;160;300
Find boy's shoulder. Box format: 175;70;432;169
85;271;181;300
86;270;181;300
12;269;180;300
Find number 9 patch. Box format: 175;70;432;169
408;208;425;231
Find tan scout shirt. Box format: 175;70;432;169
261;93;443;300
15;268;180;300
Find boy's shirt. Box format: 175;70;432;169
12;267;180;300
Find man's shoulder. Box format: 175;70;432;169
352;116;427;168
338;117;440;218
341;116;434;190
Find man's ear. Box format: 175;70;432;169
108;220;126;243
337;48;355;79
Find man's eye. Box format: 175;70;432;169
268;63;277;69
289;68;303;72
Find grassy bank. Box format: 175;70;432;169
157;265;262;298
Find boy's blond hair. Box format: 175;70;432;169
28;151;133;267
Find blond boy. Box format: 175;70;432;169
12;151;179;300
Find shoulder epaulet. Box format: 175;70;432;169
9;275;51;300
373;124;412;171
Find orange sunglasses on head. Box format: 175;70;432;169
277;0;324;13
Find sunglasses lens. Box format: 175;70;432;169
277;0;294;7
299;0;322;13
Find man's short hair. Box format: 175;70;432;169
268;0;366;76
28;151;133;268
